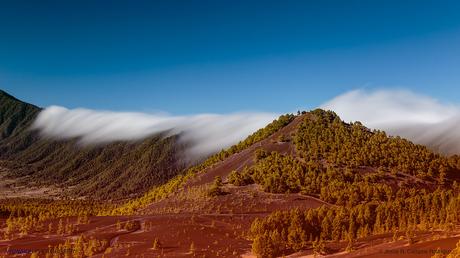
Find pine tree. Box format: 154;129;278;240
208;176;225;197
312;238;325;257
189;242;196;254
57;219;64;235
48;222;53;234
152;238;160;250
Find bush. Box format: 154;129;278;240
207;176;225;197
228;168;254;186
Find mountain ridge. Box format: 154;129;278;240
0;89;188;200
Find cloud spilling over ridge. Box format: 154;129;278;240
321;89;460;155
33;89;460;160
32;106;277;159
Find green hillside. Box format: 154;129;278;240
0;90;187;200
222;109;460;257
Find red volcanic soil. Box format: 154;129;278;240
185;114;304;188
326;233;460;258
141;183;329;215
0;214;256;257
2;216;459;257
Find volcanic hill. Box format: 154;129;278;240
1;90;460;258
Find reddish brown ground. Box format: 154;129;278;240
2;215;459;257
285;231;460;258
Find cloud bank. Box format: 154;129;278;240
32;106;276;160
321;89;460;155
33;89;460;160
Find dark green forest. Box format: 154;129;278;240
0;90;186;199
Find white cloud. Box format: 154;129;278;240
33;88;460;161
32;106;277;160
321;89;460;155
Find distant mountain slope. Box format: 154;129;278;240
0;90;41;154
0;90;187;200
0;90;39;139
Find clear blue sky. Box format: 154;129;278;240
1;0;460;114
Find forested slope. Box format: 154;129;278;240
221;109;460;257
0;90;187;200
0;90;41;155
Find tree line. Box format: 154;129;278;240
250;188;460;257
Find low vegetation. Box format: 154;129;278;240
0;198;112;240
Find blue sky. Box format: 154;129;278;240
1;0;460;114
